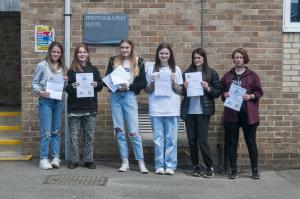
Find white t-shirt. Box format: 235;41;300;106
146;63;183;117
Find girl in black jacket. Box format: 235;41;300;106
181;48;221;177
65;44;103;169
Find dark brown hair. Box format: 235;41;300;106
46;41;66;74
154;43;176;73
191;48;211;82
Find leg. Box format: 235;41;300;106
164;116;178;170
110;93;128;160
224;122;240;171
123;92;144;161
185;115;199;166
151;116;165;169
50;100;63;158
38;98;53;160
197;115;213;169
68;116;81;164
241;123;259;170
82;114;97;163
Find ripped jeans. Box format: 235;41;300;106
110;91;144;161
38;97;63;160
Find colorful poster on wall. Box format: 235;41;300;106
34;25;55;52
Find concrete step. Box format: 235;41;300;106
0;152;32;161
0;111;21;126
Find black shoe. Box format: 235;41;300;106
68;162;78;169
191;166;201;177
252;168;261;179
84;162;96;169
204;168;215;178
228;169;238;179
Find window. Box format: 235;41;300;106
283;0;300;32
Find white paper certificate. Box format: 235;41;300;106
76;73;94;98
185;72;204;97
224;83;247;111
46;76;64;100
110;65;129;85
103;75;118;92
155;72;172;96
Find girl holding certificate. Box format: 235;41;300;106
145;43;183;175
221;48;263;179
105;39;148;173
32;41;67;170
65;44;103;169
181;48;221;178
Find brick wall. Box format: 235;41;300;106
21;0;300;169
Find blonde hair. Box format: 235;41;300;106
46;41;66;75
113;38;139;77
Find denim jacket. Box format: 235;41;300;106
32;60;64;94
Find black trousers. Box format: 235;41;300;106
224;111;259;171
185;114;213;169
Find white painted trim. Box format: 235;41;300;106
283;0;300;32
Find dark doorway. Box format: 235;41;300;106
0;12;21;106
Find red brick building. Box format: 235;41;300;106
1;0;299;169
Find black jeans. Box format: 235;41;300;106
185;114;213;169
224;110;259;171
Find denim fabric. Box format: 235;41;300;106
38;97;63;159
151;116;179;170
110;91;144;161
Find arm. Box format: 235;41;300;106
250;72;263;100
129;59;147;93
205;69;221;98
65;69;75;94
32;62;44;94
93;66;103;92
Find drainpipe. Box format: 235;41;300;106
64;0;71;161
200;0;204;48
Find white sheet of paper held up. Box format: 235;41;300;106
76;73;94;98
110;65;129;85
155;71;172;96
103;75;118;92
185;72;204;97
46;76;64;100
224;83;247;111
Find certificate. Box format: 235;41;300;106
76;73;94;98
224;83;247;111
155;72;172;96
185;72;204;97
110;65;129;85
46;76;64;100
103;75;118;92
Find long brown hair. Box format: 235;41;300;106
113;38;139;77
153;43;176;73
46;41;66;74
71;43;91;72
191;48;211;82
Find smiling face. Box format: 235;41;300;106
193;53;204;67
77;47;89;64
233;52;244;67
120;41;132;58
50;46;62;63
158;48;170;65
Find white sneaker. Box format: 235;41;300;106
138;160;148;174
155;167;165;175
118;159;129;172
50;157;61;169
165;168;175;175
39;159;52;170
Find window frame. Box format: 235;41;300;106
283;0;300;32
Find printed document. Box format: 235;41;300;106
155;72;172;96
46;76;64;100
224;83;246;111
185;72;204;97
76;73;94;98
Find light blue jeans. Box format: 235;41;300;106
110;91;144;161
151;116;179;170
38;97;63;160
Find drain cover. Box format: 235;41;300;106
44;175;108;186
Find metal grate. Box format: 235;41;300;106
43;175;108;186
138;113;186;133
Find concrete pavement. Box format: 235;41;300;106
0;160;299;199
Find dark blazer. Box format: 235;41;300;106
221;67;263;125
181;65;221;120
104;56;147;95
